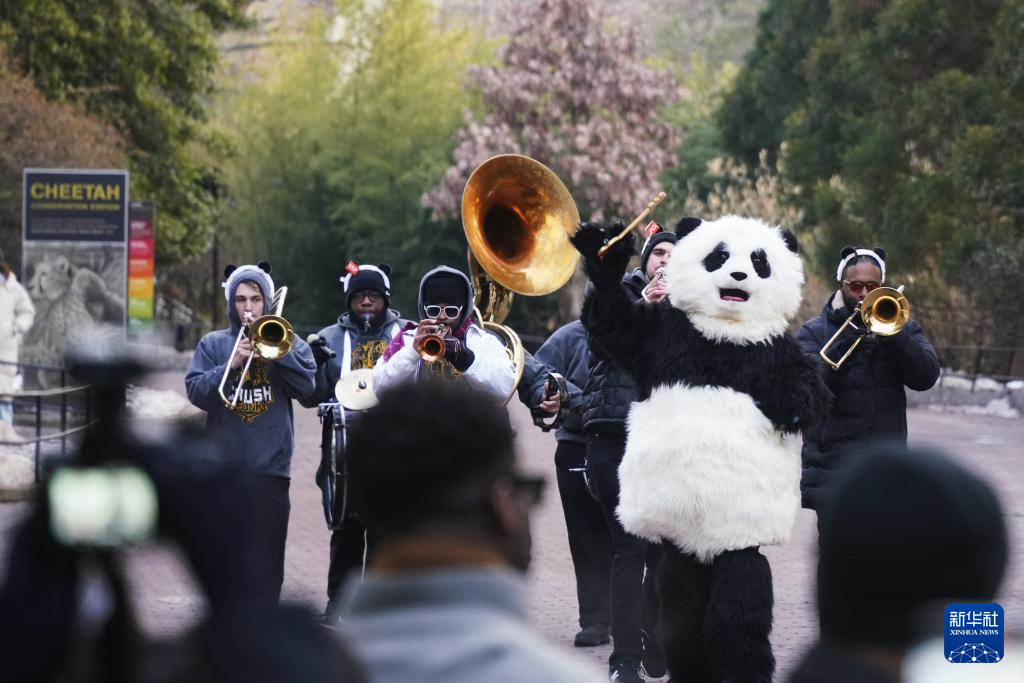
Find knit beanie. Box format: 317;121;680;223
341;263;391;309
640;227;677;274
421;272;466;307
817;444;1007;647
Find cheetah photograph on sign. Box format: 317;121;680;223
21;242;126;388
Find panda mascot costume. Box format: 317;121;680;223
572;216;830;683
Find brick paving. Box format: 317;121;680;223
0;370;1021;681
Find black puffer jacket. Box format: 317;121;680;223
796;291;940;510
581;268;647;434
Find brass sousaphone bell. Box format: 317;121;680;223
462;154;581;405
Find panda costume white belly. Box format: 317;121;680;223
621;381;799;561
573;214;830;683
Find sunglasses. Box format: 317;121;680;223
842;280;881;294
424;304;463;319
501;472;546;508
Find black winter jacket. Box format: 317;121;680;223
581;268;647;434
796;291;940;510
517;321;588;443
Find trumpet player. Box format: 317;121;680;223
639;227;675;303
185;262;316;605
373;266;515;400
797;246;939;517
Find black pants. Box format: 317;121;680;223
244;474;291;606
326;517;368;607
658;544;775;683
554;440;612;629
586;429;657;668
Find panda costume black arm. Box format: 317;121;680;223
571;222;657;380
752;338;832;434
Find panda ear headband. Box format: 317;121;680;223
221;261;275;301
835;247;886;283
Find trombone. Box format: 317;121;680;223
819;285;910;370
218;287;295;407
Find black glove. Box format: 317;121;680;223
311;344;332;366
570;221;634;287
306;334;336;366
443;337;475;372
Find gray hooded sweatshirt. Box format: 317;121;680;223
185;265;316;478
302;306;407;406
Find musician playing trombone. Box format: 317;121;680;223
796;246;939;516
373;266;515;400
185;262;316;605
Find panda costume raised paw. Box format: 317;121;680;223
572;216;830;683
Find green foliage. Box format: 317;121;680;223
0;0;249;264
661;54;739;214
0;53;124;271
718;0;1024;344
716;0;831;169
221;0;490;325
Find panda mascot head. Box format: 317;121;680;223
664;215;803;345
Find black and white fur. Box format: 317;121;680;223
574;214;829;682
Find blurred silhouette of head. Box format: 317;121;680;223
346;381;537;571
817;444;1007;649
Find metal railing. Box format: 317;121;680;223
0;361;96;482
933;345;1022;387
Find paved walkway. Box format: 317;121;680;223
0;371;1021;681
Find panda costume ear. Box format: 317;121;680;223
839;246;857;259
675;217;702;239
223;264;237;279
781;229;799;254
377;263;392;276
257;260;273;274
872;247;887;262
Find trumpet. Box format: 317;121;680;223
819;285;910;370
414;322;449;362
642;267;666;301
218;287;294;407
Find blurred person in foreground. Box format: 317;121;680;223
789;443;1008;683
337;380;605;683
0;352;363;683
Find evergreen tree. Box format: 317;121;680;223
718;0;1024;345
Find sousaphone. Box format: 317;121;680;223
462;154;580;413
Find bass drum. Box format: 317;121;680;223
315;402;362;530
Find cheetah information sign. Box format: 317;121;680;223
21;169;129;384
